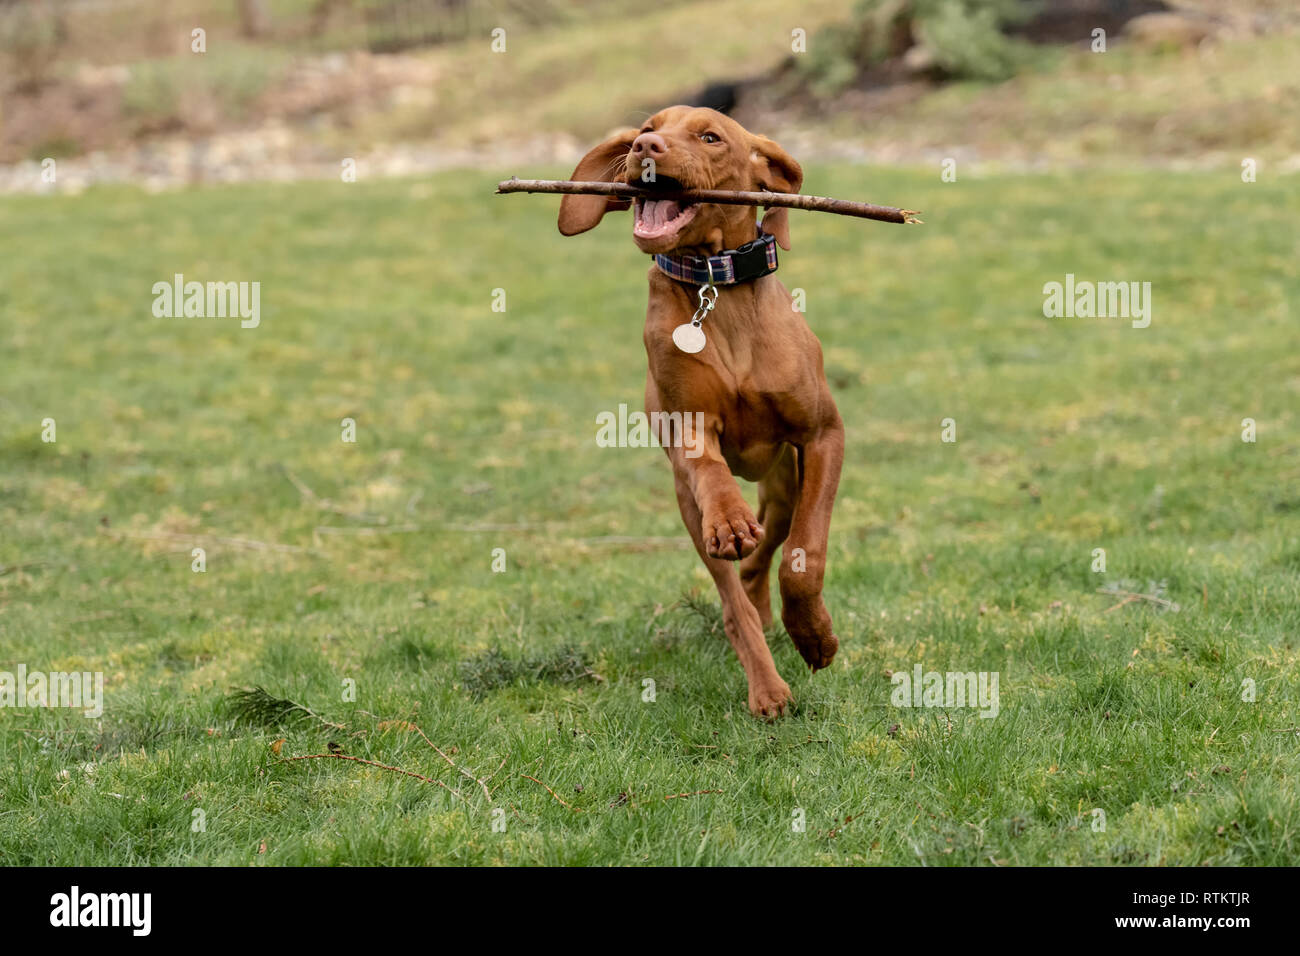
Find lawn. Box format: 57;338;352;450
1;165;1297;865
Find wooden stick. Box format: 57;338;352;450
496;178;922;225
521;773;584;812
1097;587;1181;612
277;753;463;798
410;725;493;801
662;789;723;801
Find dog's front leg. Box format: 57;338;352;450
676;416;764;561
779;415;845;671
666;442;791;718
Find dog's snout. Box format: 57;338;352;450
631;131;668;159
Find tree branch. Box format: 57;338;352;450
496;178;921;224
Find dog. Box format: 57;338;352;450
559;106;844;718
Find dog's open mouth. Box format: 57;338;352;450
632;175;698;241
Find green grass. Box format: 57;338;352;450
1;165;1298;865
845;29;1300;167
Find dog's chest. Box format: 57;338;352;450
702;289;815;396
645;282;824;448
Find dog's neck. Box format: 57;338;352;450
647;267;778;358
652;227;777;287
685;218;763;257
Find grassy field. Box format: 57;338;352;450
834;29;1300;168
1;164;1298;865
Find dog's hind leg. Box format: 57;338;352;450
779;416;845;672
739;443;798;628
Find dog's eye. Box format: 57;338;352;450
700;132;721;144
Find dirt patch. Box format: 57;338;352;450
0;49;438;163
1;65;128;161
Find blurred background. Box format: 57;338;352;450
2;0;1296;192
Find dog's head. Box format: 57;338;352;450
557;106;803;255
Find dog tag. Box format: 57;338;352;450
672;322;706;354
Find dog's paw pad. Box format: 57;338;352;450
703;509;762;561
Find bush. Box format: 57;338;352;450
121;48;284;131
917;0;1037;81
795;0;1039;95
0;0;68;93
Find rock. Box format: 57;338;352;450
901;44;937;74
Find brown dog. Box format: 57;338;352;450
559;106;843;718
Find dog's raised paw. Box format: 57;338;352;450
703;508;762;561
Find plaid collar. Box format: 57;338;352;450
653;230;778;285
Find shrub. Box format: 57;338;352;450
794;0;1039;95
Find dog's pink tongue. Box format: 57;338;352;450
644;199;678;226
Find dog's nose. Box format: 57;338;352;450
631;131;668;159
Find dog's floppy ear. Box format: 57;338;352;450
558;129;639;236
749;134;803;250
